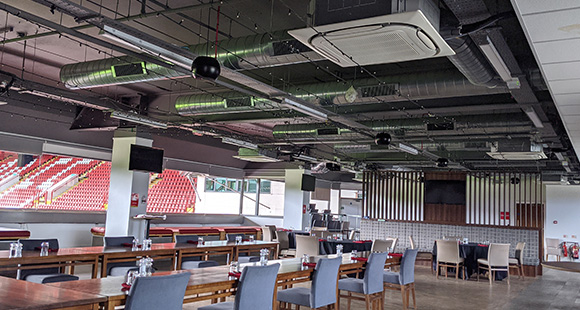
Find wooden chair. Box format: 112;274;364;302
436;240;465;280
339;252;388;310
509;242;526;279
477;243;510;285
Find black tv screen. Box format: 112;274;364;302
424;180;466;205
301;174;316;192
129;144;164;173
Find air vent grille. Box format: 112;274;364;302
359;83;399;97
112;62;147;78
225;97;253;108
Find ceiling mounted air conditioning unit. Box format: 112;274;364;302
486;141;548;161
288;0;454;67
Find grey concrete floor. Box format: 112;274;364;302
181;266;580;310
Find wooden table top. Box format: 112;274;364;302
542;261;580;273
0;276;106;310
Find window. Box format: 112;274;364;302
258;179;284;216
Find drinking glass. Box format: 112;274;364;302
230;261;239;273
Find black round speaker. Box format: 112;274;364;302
436;158;449;167
374;132;391;145
192;56;221;80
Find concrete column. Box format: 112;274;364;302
104;129;152;241
283;169;310;230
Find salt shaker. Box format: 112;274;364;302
230;260;239;273
138;257;147;276
198;236;204;244
143;239;152;250
8;243;17;258
145;257;153;276
40;241;49;256
235;235;242;244
16;242;22;257
336;244;343;256
249;235;255;242
302;253;310;264
351;249;358;259
132;239;139;251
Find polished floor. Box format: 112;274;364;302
182;265;580;310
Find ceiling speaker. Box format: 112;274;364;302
436;158;449;167
375;132;391;145
192;56;221;80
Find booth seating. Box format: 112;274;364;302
91;226;262;242
0;227;31;240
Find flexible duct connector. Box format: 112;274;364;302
175;92;282;115
272;114;531;140
60;56;187;89
446;36;499;88
188;31;325;70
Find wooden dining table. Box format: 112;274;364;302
47;252;401;310
0;275;106;310
0;240;280;279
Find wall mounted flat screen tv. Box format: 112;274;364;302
301;174;316;192
129;144;164;173
424;180;466;205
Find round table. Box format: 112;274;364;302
542;261;580;273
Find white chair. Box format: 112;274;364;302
265;225;277;241
443;236;463;241
509;242;526;279
262;226;273;242
348;230;357;240
436;240;465;280
478;243;510;285
545;238;561;261
276;230;296;258
387;237;399;253
296;235;319;257
409;236;416;250
371;239;393;252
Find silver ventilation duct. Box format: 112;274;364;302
175;70;508;115
175;92;282;115
446;36;500;88
188;31;325;70
60;55;188;89
272;114;532;140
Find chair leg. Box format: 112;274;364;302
411;284;416;309
296;305;300;310
477;265;480;281
401;287;407;310
431;257;434;274
520;265;525;279
455;264;459;279
436;264;439;279
406;287;411;310
347;291;352;310
489;270;493;285
507;268;510;286
445;265;448;278
365;294;371;310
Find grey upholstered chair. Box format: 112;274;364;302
175;235;220;269
384;249;418;310
104;236;140;276
125;272;191;310
338;252;388;310
509;242;526;279
18;239;79;283
277;257;341;309
276;231;296;257
477;243;510;285
199;263;281;310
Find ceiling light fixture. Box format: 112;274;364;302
480;36;520;89
0;100;7;105
398;143;420;155
101;25;193;70
110;110;168;129
555;152;565;161
221;137;258;150
282;98;328;121
523;106;544;128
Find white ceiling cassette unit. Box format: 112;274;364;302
289;0;455;67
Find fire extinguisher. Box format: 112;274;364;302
562;242;568;257
572;243;579;259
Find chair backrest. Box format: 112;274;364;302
515;242;526;264
363;252;388;294
387;237;398;252
235;263;280;310
174;234;198;243
20;238;60;251
341;222;350;231
265;225;277;241
371;239;393;252
348;230;357;240
399;249;418;285
104;236;135;247
276;231;290;250
444;236;463;241
436;240;460;264
227;234;245;242
409;236;416;250
546;238;559;249
18;239;61;279
310;257;342;308
488;243;510;267
262;227;273;241
125;272;191;310
296;235;319;257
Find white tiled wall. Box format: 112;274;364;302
360;220;540;265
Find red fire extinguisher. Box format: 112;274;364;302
562;242;568;257
571;243;579;259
